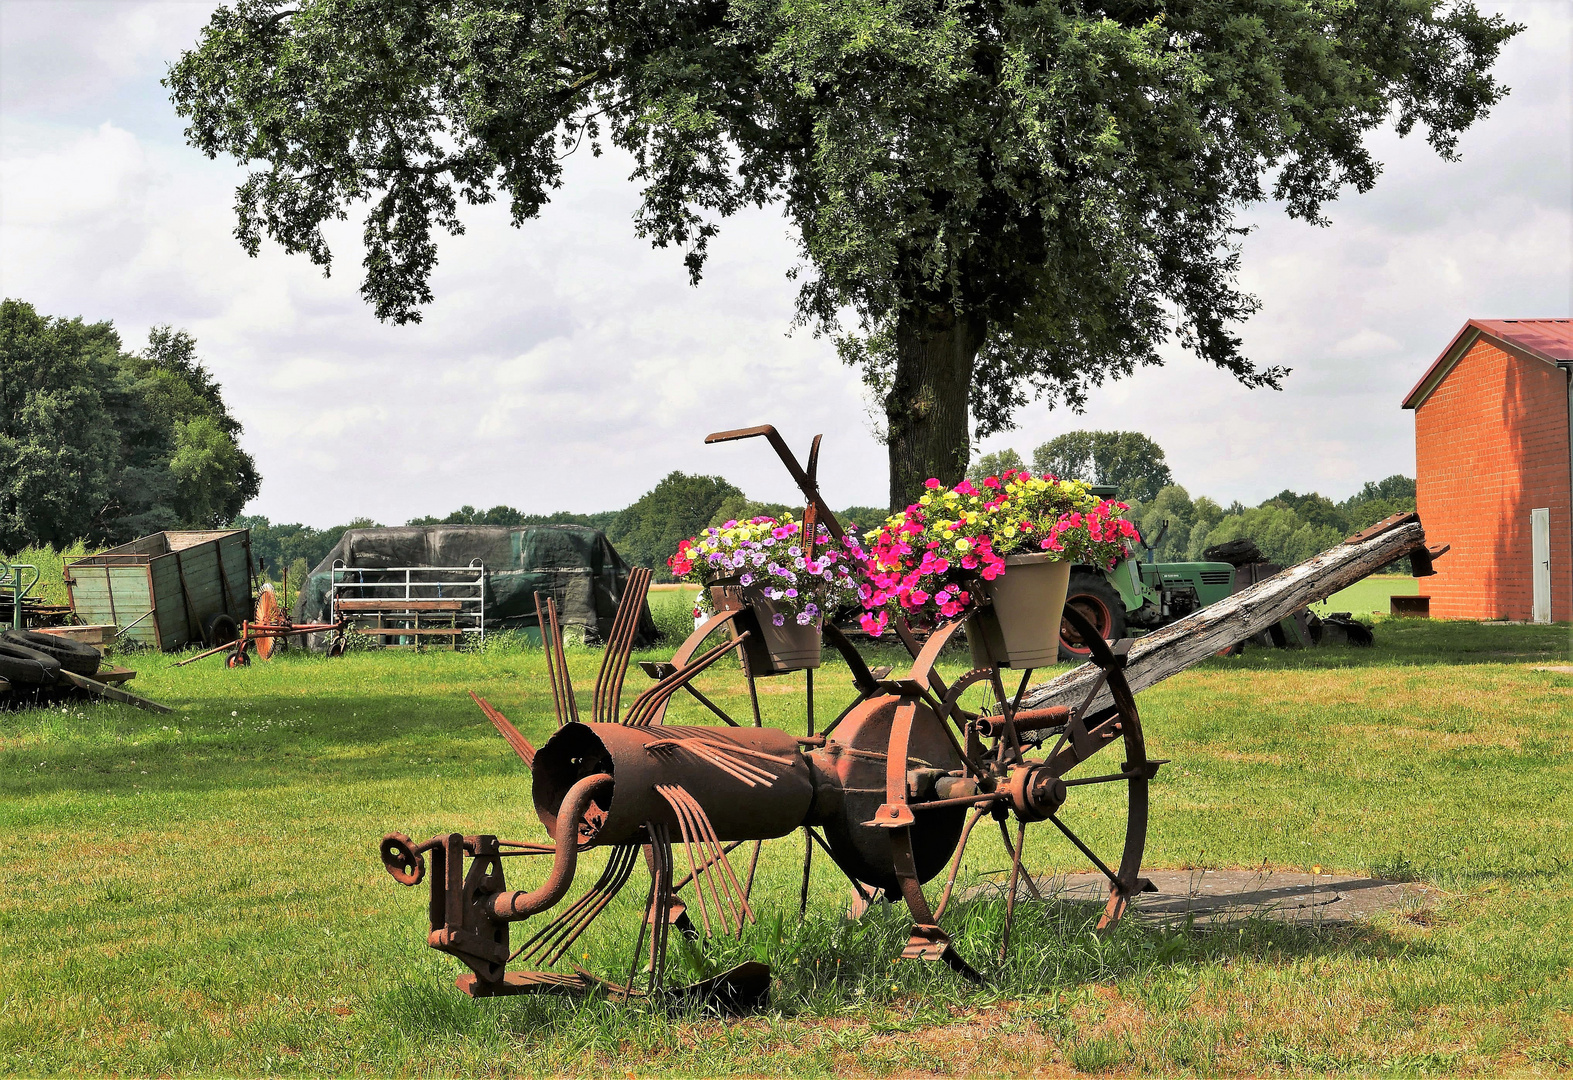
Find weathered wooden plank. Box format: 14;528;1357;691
352;626;469;636
166;530;245;552
56;669;172;714
337;599;465;612
1024;522;1428;715
150;558;192;647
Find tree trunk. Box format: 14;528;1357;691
885;305;985;511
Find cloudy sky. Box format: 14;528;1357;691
2;1;1569;527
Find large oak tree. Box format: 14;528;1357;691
168;0;1517;508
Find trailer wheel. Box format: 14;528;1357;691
203;614;239;648
1059;571;1125;662
3;628;101;677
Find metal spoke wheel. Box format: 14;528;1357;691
878;605;1156;981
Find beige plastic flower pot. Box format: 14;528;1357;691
746;589;823;672
967;553;1072;669
708;580;823;673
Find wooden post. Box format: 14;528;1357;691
1024;521;1428;715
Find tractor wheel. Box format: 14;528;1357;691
1059;571;1125;662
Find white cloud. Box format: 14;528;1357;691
1;0;1568;527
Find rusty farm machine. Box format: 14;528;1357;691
379;425;1442;1007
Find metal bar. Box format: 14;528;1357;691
1049;814;1122;888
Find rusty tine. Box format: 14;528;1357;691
623;634;740;726
670;839;746;893
546;597;580;726
534;593;564;727
658;786;713;937
649;824;672;992
531;848;637;966
516;844;637;964
544;844;637;961
469;691;536;767
684;787;753;928
675;788;738;936
606;567;651;721
649;736;775;785
543;845;640;965
594;566;649;722
626;844;657;995
667;742;762;787
645;739;758;787
661;787;715;932
670;787;729;937
934;805;990;921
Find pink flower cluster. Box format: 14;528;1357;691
855;469;1138;634
1038;500;1141;566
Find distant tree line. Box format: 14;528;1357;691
1;299;259;552
252;433;1411;584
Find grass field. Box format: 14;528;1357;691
1310;575;1419;618
2;616;1571;1076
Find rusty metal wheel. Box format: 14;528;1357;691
1043;606;1154;930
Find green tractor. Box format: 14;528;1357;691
1058;487;1255;662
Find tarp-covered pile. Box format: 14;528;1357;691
293;525;655;645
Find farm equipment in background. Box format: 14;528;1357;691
378;424;1442;1010
1056;496;1434;660
174;584;349;668
64;530;257;651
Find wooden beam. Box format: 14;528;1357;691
335;599;465;612
1025;521;1427;715
55;669;173;714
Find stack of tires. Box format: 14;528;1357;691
0;628;102;692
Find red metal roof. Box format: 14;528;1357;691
1402;318;1573;409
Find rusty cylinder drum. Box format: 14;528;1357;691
532;722;816;845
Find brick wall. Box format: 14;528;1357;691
1414;338;1572;621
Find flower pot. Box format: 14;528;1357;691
967;554;1072;669
708;581;822;674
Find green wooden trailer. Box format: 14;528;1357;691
65;530;256;651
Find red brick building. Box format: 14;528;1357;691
1402;319;1573;622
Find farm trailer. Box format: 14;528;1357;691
64;530;256;651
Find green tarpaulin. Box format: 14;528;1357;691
293;525;654;645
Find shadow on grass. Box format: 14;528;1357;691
0;690;537;800
362;890;1430;1049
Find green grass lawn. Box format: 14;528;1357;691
1310;574;1419;618
2;618;1570;1076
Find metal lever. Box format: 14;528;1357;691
703;424;846;542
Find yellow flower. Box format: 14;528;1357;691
919;495;932;506
955;538;971;552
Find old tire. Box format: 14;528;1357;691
2;628;99;677
1059;571;1126;663
0;640;62;685
203;613;239;648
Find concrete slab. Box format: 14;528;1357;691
963;869;1435;928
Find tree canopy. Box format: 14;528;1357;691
967;448;1026;484
1033;430;1173;502
1;300;260;551
610;471;745;578
169;0;1517;508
